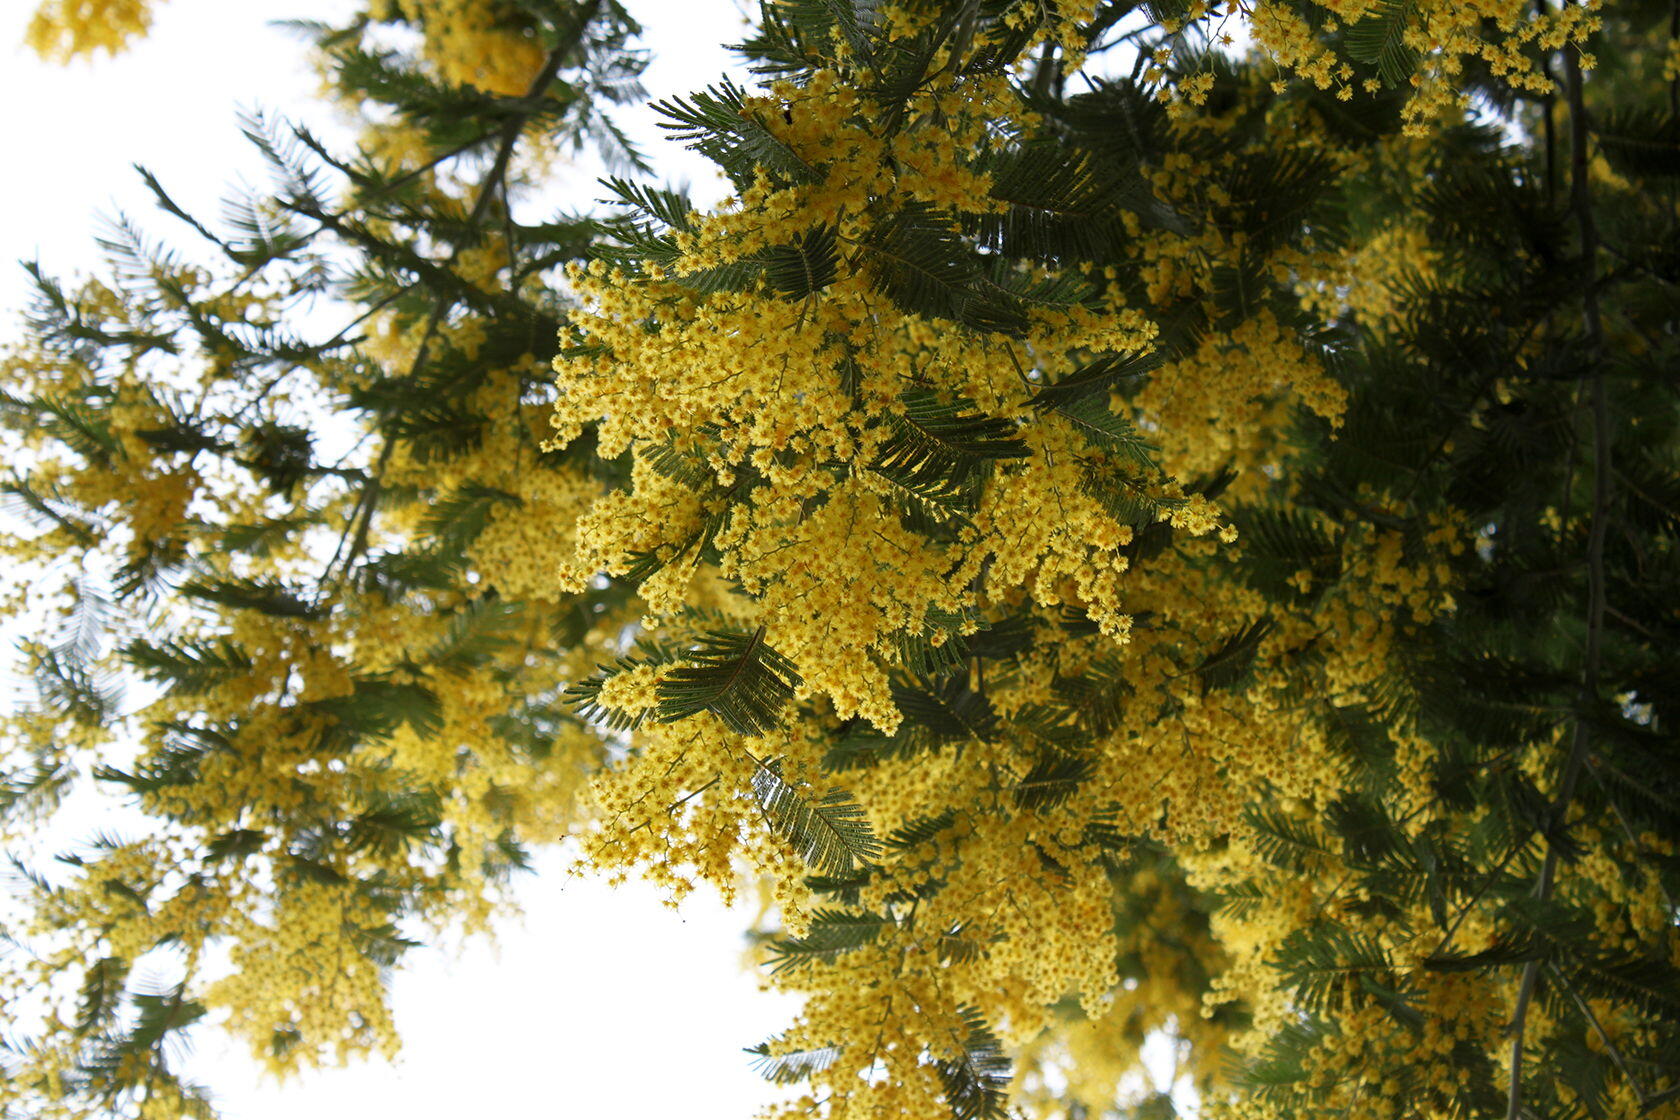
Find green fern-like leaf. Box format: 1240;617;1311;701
599;176;697;231
1236;1017;1333;1098
970;140;1142;263
74;957;129;1035
310;677;443;742
1234;506;1341;598
875;391;1028;483
1594;110;1680;182
426;600;525;672
179;576;322;619
867;391;1026;521
124;638;254;694
886;809;958;850
119;984;207;1059
892;676;1000;747
936;924;1000;965
1051;654;1131;738
1195;616;1274;695
934;1005;1011;1120
747;1038;844;1084
760;225;840;298
343;921;422;967
204;828;265;861
767;908;893;972
1217;880;1271;921
1029;348;1163;409
36;394;122;465
892;624;971;680
657;626;801;736
1273;924;1409;1018
0;479;100;544
418;484;520;549
1013;753;1095;812
653;79;818;186
0;754;74;818
1212;147;1345;254
345;792;443;857
860;204;1027;334
1344;0;1419;87
751;763;882;874
1562;952;1680;1023
1004;704;1085;758
1244;804;1333;872
33;646;124;726
1047;396;1159;471
640;438;715;488
565;652;665;731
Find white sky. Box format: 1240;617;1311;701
0;2;797;1118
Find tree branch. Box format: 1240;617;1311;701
1506;29;1612;1120
314;3;602;598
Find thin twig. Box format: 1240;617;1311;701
1549;962;1645;1097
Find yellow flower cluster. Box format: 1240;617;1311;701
1268;0;1597;131
369;0;549;96
23;1;1664;1117
545;11;1405;1119
550;60;1200;733
25;0;154;60
28;0;549;97
1014;864;1236;1113
0;154;633;1109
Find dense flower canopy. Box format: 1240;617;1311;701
2;1;1676;1119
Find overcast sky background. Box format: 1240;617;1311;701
0;2;796;1118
